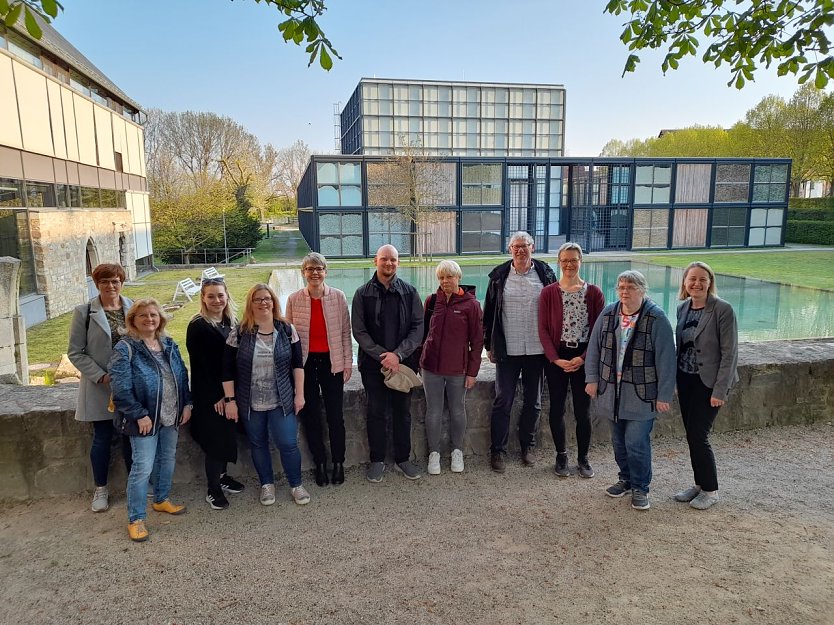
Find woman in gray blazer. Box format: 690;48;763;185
674;261;738;510
67;263;133;513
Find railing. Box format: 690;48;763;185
155;248;254;265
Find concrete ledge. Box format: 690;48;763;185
1;339;833;502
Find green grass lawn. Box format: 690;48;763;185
251;228;311;263
28;267;271;368
644;251;834;290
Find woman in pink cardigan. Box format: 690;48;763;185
285;252;353;486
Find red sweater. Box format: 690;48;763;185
538;282;605;362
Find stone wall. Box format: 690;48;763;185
1;339;832;502
28;209;136;318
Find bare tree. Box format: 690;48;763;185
272;139;312;212
367;136;455;259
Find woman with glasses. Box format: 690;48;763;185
222;283;311;507
674;261;738;510
186;277;246;510
286;253;352;486
584;270;675;511
67;263;133;513
109;299;191;542
538;243;604;479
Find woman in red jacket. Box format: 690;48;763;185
538;242;604;479
420;260;484;475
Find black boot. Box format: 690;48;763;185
315;463;329;487
332;462;345;485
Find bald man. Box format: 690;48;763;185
352;245;424;483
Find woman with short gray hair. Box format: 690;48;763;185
584;270;675;511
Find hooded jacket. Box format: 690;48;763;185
419;285;484;377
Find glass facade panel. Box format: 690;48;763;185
317;163;338;185
0;179;23;208
752;164;789;202
416;211;456;255
319;213;363;256
80;187;100;208
711;206;747;246
714;164;750;202
675;164;712;203
461;210;502;253
368;211;411;254
631;209;669;249
0;209;37;295
634;165;671;204
317;163;362;206
461;164;502;205
672;208;708;248
25;182;55;208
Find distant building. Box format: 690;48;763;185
297;155;791;257
0;19;151;326
339;78;566;157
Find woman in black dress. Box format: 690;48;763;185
186;278;245;509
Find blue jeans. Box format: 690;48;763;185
127;425;178;522
609;418;655;493
244;407;302;488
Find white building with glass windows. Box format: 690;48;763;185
340;78;566;157
0;18;150;326
297;155;791;258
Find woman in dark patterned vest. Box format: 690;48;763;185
584;270;675;511
674;261;738;511
222;283;311;508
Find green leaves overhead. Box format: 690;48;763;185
604;0;834;89
261;0;341;70
0;0;62;34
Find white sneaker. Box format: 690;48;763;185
291;485;311;505
427;451;441;475
91;486;109;512
260;483;276;506
451;449;464;473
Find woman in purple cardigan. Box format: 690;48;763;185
285;252;353;487
538;242;605;479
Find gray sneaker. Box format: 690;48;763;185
554;454;570;478
366;462;385;483
631;490;651;510
91;486;109;512
606;480;631;498
674;485;702;502
577;458;595;479
690;491;719;510
395;460;422;480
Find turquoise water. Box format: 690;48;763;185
272;261;834;343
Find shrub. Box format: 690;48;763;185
786;220;834;244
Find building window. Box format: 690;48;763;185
7;32;42;69
368;210;411;255
318;212;363;256
675;163;712;203
70;70;92;97
609;165;630;204
634;164;671;204
316;162;362;207
25;182;55;208
461;164;502;205
0;209;37;295
631;208;669;249
461;210;501;253
714;164;751;203
710;206;747;246
752;164;789;202
748;208;784;245
0;179;23;208
100;188;123;208
80;187;101;208
114;152;124;173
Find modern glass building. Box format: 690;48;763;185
340;78;566;157
297;155;791;258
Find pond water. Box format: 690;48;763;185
271;261;834;344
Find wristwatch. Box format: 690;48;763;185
224;396;236;403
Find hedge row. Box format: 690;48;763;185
789;197;834;210
787;206;834;221
786;220;834;244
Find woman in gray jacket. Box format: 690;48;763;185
674;261;738;510
67;263;133;513
584;270;676;511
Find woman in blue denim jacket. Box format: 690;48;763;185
109;298;192;543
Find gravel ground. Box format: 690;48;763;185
1;423;832;625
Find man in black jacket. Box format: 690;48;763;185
352;244;424;483
483;232;557;473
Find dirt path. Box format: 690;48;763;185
1;424;832;625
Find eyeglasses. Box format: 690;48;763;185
201;277;225;285
616;285;640;293
510;244;531;251
252;297;273;304
303;266;326;273
559;258;580;265
97;279;122;286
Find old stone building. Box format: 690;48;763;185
0;18;151;327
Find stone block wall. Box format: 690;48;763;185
1;339;833;502
28;209;136;318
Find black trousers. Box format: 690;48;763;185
300;353;346;464
677;371;721;492
360;366;412;464
490;354;546;454
544;344;592;460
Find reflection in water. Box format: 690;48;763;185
271;262;834;345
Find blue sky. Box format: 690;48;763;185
54;0;803;155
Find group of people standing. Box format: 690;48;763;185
68;231;738;542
